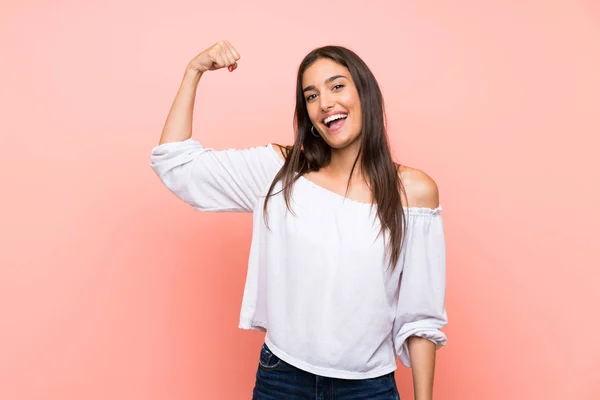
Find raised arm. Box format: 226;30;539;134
159;40;240;145
150;42;283;213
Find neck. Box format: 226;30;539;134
325;139;363;181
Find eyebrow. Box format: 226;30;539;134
302;75;347;93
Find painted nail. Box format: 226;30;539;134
228;65;234;72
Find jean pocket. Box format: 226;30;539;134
258;343;282;370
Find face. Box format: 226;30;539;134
302;58;362;149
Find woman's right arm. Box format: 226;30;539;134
151;41;284;213
158;40;240;145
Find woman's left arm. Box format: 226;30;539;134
408;336;437;400
393;168;448;400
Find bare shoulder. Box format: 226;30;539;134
271;143;291;162
398;165;440;209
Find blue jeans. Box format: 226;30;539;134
252;343;400;400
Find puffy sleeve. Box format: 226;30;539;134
393;206;448;368
150;138;283;212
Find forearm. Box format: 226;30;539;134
158;67;203;145
408;336;436;400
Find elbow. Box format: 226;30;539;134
396;328;447;368
394;315;448;368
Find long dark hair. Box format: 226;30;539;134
263;45;407;270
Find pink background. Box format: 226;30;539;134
1;1;599;399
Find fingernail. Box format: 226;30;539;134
228;65;234;72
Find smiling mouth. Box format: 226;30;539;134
323;116;347;133
323;113;348;130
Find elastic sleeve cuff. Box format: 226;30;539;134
395;328;447;368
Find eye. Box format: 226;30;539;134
332;84;345;91
306;93;317;102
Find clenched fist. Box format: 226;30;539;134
188;40;241;73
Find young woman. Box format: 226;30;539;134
150;40;448;400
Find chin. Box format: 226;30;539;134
323;132;361;150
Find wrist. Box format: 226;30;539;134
183;66;203;84
184;64;204;78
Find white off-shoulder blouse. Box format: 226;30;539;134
150;138;448;380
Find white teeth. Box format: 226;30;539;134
324;113;348;125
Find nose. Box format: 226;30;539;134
319;91;335;112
